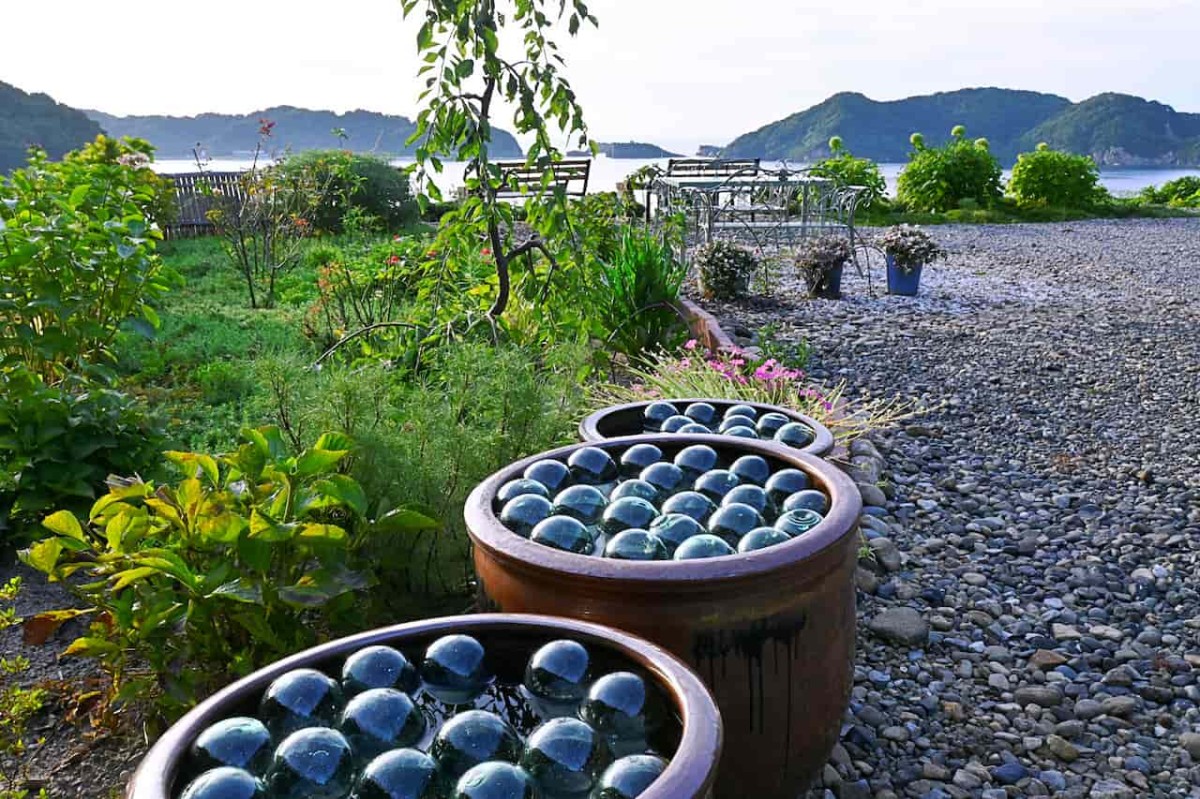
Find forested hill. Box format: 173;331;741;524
723;88;1200;166
85;106;524;160
1;81;103;173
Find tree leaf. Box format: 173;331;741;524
63;636;121;658
21;538;64;574
42;510;86;542
23;609;93;645
208;579;264;605
312;475;367;517
374;507;440;534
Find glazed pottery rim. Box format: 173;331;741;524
125;614;722;799
578;397;836;456
466;434;862;584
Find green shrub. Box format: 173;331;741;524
592;226;688;356
21;427;436;718
1009;144;1107;208
896;126;1003;213
1138;176;1200;207
0;367;164;545
808;137;887;209
279;150;418;234
694;241;758;300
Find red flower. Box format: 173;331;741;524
481;247;492;256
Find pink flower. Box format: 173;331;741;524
679;358;691;369
683;339;698;351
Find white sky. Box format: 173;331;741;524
1;0;1196;153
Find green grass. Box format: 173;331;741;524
859;197;1198;226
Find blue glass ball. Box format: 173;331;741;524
520;717;610;795
552;485;608;525
618;444;663;477
737;527;792;553
659;415;692;433
500;494;555;538
525;639;591;703
421;634;492;705
350;749;442;799
530;515;595;555
638;462;685;497
676;423;712;435
781;489;830;515
180;767;266;799
497;479;551;505
189;717;272;775
716;416;751;433
266;727;356;799
640;402;678;433
723;425;759;439
608;479;659;504
600;497;659;536
729;455;771;486
725;404;758;421
721;484;771;515
452;762;538;799
659;491;716;525
339;688;425;761
672;534;735;560
523;460;571;494
774;509;824;537
342;645;420;696
430;710;522;781
603;529;668;561
682;402;718;426
593;755;669;799
579;672;647;740
692;469;740;503
764;468;812;506
647;514;705;555
755;412;791;437
774;422;815;448
259;669;344;738
707;503;765;544
568;447;619;485
672;445;718;477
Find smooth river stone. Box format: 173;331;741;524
659;415;692;433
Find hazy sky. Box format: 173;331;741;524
2;0;1196;153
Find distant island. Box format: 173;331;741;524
86;106;523;161
1;81;103;173
722;88;1200;167
567;141;681;159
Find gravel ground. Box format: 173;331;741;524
702;218;1200;798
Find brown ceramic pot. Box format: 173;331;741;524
126;614;722;799
466;435;861;798
579;398;836;457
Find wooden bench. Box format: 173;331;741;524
666;158;760;179
491;158;591;199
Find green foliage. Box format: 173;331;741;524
694;241;758;300
807;138;886;209
0;367;165;542
21;427;435;718
68;135;178;228
877;225;944;270
1009;143;1107;208
896;125;1003;213
794;235;853;297
0;79;103;174
591;225;688;357
0;577;49;799
278;150;418;234
0;140;178;382
1138;176;1200;207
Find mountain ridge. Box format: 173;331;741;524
1;81;103;173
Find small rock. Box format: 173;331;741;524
1046;734;1079;762
1014;685;1063;707
1088;779;1135;798
1028;649;1068;669
867;607;930;646
1100;695;1139;718
1052;623;1081;641
1179;731;1200;758
991;762;1028;785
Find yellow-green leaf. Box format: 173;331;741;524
42;510;85;542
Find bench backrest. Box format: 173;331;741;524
492;159;591;198
666;158;760;178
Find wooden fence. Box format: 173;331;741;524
161;172;247;240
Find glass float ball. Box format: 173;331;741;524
521;717;610;795
497;479;550;505
189;717;272;775
579;672;647;740
755;412;791;438
660;491;716;525
716;416;750;433
682;402;718;426
180;768;266;799
593;754;669;799
608;479;659;504
775;509;825;537
421;634;492;705
603;529;668;561
774;422;815;449
350;749;442;799
723;424;759;439
525;639;591;703
600;497;659;537
737;527;792;553
552;485;607;525
721;484;771;516
259;668;344;738
453;762;538;799
431;710;522;781
693;469;740;503
641;401;678;433
647;513;706;555
707;503;765;544
568;447;619;485
523;460;571;494
676;423;712;435
782;489;830;515
530;515;595;555
267;727;356;799
672;444;719;477
672;534;736;560
342;645;420;696
638;462;685;498
500;495;554;538
659;415;691;433
729;455;771;486
619;444;663;477
339;688;425;761
764;468;812;506
725;404;758;421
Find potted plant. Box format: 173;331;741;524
877;224;944;295
795;235;853;299
694;241;757;300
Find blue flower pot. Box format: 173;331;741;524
810;264;844;299
885;256;922;296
